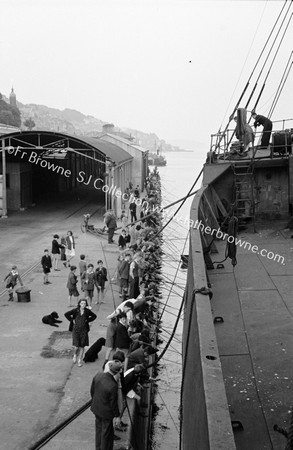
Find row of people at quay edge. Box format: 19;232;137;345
90;246;164;448
88;171;163;449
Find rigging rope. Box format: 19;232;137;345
251;9;293;115
268;51;293;118
219;0;291;150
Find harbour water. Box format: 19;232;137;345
151;150;206;449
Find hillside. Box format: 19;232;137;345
1;94;196;151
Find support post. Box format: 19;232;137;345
1;137;8;218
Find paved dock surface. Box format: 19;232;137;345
209;221;293;450
0;193;131;450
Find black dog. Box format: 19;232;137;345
83;337;106;362
42;311;62;327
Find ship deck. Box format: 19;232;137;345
209;219;293;450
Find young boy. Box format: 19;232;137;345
120;210;128;230
118;229;128;250
3;265;23;301
95;260;108;305
79;254;87;286
66;265;79;307
41;249;52;285
118;253;131;299
81;263;95;309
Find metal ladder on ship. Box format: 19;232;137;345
232;157;256;232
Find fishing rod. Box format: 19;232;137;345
151;167;204;238
117;184;201;232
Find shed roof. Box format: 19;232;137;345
0;130;133;165
100;133;148;153
80;136;133;164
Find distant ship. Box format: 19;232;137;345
148;151;167;166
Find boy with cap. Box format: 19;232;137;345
3;265;23;301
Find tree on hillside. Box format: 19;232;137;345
24;117;36;131
0;97;21;127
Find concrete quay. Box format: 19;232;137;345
0;193;132;450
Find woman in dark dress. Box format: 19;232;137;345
64;299;97;367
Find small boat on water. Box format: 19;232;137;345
181;2;293;449
148;151;167;166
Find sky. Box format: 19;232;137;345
0;0;292;149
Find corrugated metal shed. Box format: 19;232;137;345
80;136;133;164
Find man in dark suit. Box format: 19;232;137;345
104;210;117;244
90;361;122;450
252;112;272;148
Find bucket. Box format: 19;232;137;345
15;286;31;303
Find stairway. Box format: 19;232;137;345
232;161;256;227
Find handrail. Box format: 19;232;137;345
210;118;293;159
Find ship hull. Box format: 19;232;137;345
182;153;293;449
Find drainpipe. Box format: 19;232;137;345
1;137;7;218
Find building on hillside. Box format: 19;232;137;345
0;123;21;135
9;88;17;108
99;132;148;190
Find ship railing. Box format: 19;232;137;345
209;117;293;161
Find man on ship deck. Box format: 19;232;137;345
251;111;272;148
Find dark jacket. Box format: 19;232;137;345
4;271;23;288
127;347;147;369
51;239;63;254
95;267;108;286
41;255;52;270
65;235;75;250
118;260;130;280
118;235;127;249
115;322;132;349
81;270;95;290
129;202;136;212
67;271;78;290
105;214;117;229
254;114;272;129
90;372;120;419
64;307;97;332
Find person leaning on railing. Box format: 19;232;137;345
251;111;272;149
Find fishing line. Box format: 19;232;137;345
156;391;180;433
152;169;203;238
161;357;182;367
